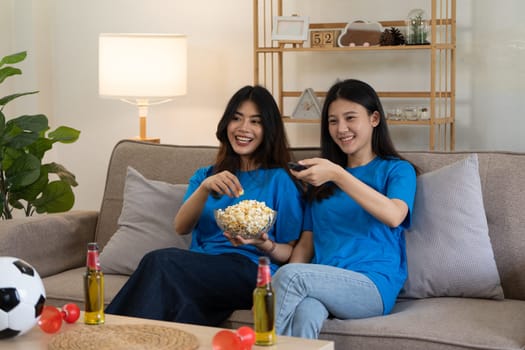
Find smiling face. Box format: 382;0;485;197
327;98;379;166
227;100;264;170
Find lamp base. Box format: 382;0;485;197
132;137;160;144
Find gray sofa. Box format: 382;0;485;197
1;139;525;349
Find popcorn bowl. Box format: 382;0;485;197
214;200;277;239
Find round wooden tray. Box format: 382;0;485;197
48;323;199;350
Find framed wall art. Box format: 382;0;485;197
271;16;309;42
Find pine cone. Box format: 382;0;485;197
379;30;394;46
379;27;406;46
390;27;406;45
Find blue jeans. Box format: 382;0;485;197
273;263;383;338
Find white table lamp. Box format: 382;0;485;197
99;33;187;143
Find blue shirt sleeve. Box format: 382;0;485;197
386;160;417;229
183;166;213;202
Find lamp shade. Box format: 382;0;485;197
99;33;187;99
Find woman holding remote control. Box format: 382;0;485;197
273;79;418;339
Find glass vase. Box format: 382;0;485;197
406;8;428;45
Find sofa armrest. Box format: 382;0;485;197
0;210;98;278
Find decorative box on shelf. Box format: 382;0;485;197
310;29;340;48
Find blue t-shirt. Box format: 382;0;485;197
184;166;304;273
303;157;416;314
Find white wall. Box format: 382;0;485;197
0;0;14;97
2;0;525;211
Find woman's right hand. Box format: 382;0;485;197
290;158;343;187
200;170;244;197
174;171;242;234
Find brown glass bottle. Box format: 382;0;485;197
84;242;105;325
253;256;276;345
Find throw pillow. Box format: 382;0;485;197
99;166;191;275
399;154;504;300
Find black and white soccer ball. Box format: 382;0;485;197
0;257;46;339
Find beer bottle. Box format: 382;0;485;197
84;242;105;324
253;256;276;345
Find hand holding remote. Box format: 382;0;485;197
287;162;308;172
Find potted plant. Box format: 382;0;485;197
0;51;80;219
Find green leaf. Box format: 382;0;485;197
3;115;48;149
0;91;39;108
5;153;41;189
0;67;22;85
1;146;24;171
0;52;27;67
27;137;53;160
48;126;80;144
5;130;39;149
33;180;74;214
1;123;24;146
10;167;48;202
44;162;78;186
9;114;49;133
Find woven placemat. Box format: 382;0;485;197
48;324;199;350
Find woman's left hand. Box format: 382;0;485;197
223;232;269;247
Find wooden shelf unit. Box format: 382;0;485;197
253;0;456;151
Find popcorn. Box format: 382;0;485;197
215;200;276;239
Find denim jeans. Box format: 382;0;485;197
273;263;383;338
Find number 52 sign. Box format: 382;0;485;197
310;30;340;48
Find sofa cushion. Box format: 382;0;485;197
43;268;128;307
99;166;191;275
0;211;97;278
94;142;219;250
226;298;525;350
400;154;504;299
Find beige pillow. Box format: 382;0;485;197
99;167;191;275
400;154;504;300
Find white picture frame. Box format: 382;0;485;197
292;88;322;120
271;16;310;41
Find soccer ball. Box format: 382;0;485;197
0;257;46;339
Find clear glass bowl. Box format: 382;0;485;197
214;206;277;240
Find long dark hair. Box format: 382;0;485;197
214;85;291;174
311;79;418;201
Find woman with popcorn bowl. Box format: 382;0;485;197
106;85;304;326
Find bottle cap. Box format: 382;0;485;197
258;256;270;265
87;242;99;251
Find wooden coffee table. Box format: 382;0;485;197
1;312;334;350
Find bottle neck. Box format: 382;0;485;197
86;249;101;271
256;264;271;287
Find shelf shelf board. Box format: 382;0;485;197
255;45;434;53
282;91;452;99
255;43;455;53
308;19;454;30
282;117;319;124
282;117;454;125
